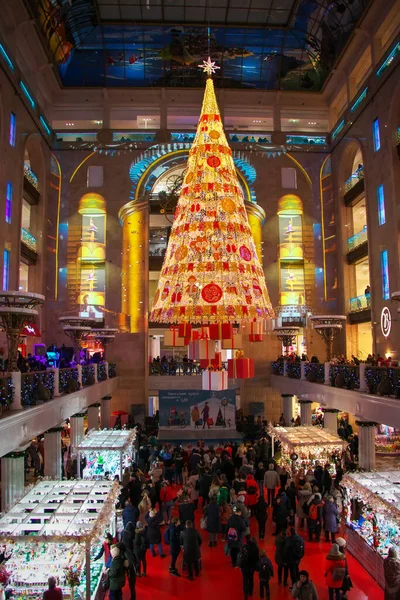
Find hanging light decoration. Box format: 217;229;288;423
150;59;273;325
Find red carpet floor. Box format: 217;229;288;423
125;503;384;600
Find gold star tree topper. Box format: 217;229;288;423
198;57;220;76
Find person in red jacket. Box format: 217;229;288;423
160;481;175;524
43;576;63;600
245;473;260;515
325;543;346;600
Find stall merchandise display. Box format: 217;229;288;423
0;480;119;600
375;434;400;455
343;472;400;559
269;425;346;471
75;428;136;479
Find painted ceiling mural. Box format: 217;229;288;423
26;0;367;91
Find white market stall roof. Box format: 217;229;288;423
75;429;136;453
342;471;400;522
269;425;347;451
0;479;119;543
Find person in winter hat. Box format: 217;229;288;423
325;543;346;599
145;508;166;558
307;493;323;542
257;548;274;599
264;464;280;507
160;481;175;525
291;570;318;599
335;538;353;598
205;495;221;547
274;528;288;586
133;522;147;576
323;496;339;543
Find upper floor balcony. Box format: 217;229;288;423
270;359;400;428
23;163;40;204
349;293;371;324
347;226;368;263
21;228;38;264
344;166;364;206
0;362;118;458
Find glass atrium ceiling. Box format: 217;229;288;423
26;0;368;90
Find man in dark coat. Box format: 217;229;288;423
178;496;195;523
145;508;166;557
283;527;304;586
272;496;289;536
254;495;268;540
128;475;142;508
164;517;182;576
221;455;235;484
123;500;139;529
180;520;202;580
205;496;220;546
198;468;212;507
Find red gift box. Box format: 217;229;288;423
228;357;255;379
249;334;264;342
191;326;210;341
242;321;264;341
188;339;214;360
209;323;233;340
178;323;192;338
200;352;222;370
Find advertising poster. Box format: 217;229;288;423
159;389;236;431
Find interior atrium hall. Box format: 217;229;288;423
0;0;399;597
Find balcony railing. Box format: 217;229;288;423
82;365;95;386
59;367;80;394
350;294;371;313
0;375;13;414
345;166;364;193
347;226;367;252
271;360;400;397
21;228;37;252
23;163;40;191
21;370;55;406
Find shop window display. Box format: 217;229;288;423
342;472;400;587
0;480;119;600
75;429;136;480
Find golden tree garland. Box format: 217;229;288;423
150;72;273;325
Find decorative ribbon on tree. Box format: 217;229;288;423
150;58;273;326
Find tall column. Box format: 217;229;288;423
1;452;25;510
281;394;295;425
299;399;312;425
245;202;265;263
70;413;85;449
358;421;376;471
88;403;101;431
119;200;148;333
11;371;23;410
149;336;161;361
44;428;63;479
101;395;112;429
323;409;339;433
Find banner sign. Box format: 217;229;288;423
159;389;236;431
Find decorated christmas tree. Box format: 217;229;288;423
215;407;225;427
150;58;273;325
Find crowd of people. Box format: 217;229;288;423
73;434;399;600
276;351;399;368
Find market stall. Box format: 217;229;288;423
269;425;346;473
75;429;136;480
375;425;400;455
0;479;119;600
342;471;400;588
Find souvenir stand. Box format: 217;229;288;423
342;471;400;588
269;425;346;473
75;429;136;480
0;479;119;600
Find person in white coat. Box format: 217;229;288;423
264;464;280;507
